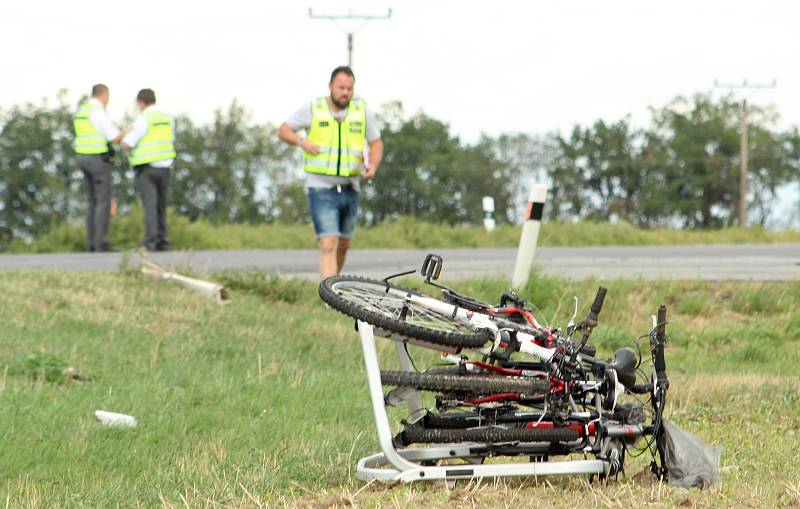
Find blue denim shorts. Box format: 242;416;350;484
308;186;360;239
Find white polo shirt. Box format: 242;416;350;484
88;97;121;142
122;105;175;168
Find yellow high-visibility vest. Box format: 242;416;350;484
303;97;366;176
73;100;109;155
129;109;176;166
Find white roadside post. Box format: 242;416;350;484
482;196;496;232
511;184;547;288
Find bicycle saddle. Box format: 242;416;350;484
607;347;638;389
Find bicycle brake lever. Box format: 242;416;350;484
381;269;416;293
566;297;578;336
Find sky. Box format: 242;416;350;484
1;0;798;223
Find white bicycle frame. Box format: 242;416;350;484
404;293;557;361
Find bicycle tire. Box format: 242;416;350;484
381;370;548;395
422;411;548;429
319;275;494;349
397;426;579;446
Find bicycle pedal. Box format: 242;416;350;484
385;386;421;407
421;253;443;281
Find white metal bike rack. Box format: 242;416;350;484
355;320;610;483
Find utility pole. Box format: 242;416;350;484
308;8;393;68
714;79;776;227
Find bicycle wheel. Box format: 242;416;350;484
396;426;580;446
381;370;548;395
319;275;493;348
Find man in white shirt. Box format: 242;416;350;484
73;84;125;252
278;66;384;279
122;89;176;251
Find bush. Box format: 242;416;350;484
7;213;800;253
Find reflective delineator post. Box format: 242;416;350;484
482;196;496;232
511;184;547;288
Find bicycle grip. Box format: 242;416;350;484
654;304;668;377
591;287;608;315
656;304;667;341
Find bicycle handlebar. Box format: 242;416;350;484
569;286;608;363
584;286;607;328
591;287;607;315
653;304;669;388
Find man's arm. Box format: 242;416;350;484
110;131;125;144
362;106;383;181
278;122;319;155
91;108;125;144
279;103;320;155
363;139;383;182
121;117;147;151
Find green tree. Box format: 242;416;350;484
0;92;80;244
170;101;298;223
361;111;521;225
649;94;796;228
548;94;798;228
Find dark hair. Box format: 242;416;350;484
136;88;156;105
329;66;355;84
91;84;109;97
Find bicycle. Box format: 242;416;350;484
320;253;671;483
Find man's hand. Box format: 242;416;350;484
111;126;131;145
298;138;320;155
362;163;378;182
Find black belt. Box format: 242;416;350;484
334;183;354;193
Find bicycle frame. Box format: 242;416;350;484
401;293;558;361
397;290;662;420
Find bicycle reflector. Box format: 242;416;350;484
421;254;443;282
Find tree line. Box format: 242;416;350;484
0;91;797;247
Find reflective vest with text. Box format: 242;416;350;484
73;101;108;155
129;109;176;167
303;97;366;176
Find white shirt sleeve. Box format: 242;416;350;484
365;107;381;142
285;102;313;132
90;108;121;141
122;116;148;147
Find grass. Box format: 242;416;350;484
0;269;798;507
6;209;800;253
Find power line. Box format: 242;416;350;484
713;79;776;227
308;8;393;69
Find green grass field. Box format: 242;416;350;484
1;269;798;507
7;209;800;253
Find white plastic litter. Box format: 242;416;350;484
95;410;138;427
140;255;229;304
660;419;723;489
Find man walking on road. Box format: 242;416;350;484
278;66;383;279
122;89;176;251
73;84;125;252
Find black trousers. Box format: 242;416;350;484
134;164;170;249
76;154;113;250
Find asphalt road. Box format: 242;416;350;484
1;244;798;281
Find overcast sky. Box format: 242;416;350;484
1;0;798;224
2;0;798;137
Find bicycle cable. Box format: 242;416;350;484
403;341;419;372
